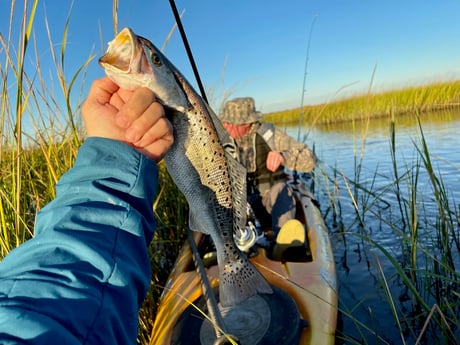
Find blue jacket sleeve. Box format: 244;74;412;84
0;137;159;344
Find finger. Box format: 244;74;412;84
95;76;120;93
266;158;274;172
117;87;139;103
92;77;120;105
266;152;283;172
116;87;156;128
82;77;119;114
136;130;174;162
132;116;172;148
124;101;165;142
109;90;132;110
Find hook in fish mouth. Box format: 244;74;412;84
98;27;138;72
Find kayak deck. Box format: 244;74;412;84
150;178;337;345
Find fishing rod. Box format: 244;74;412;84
168;0;209;104
187;230;240;344
167;3;242;343
187;230;226;338
297;15;317;142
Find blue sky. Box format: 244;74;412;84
2;0;460;113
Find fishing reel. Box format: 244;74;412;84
233;203;267;252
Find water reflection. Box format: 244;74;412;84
284;110;460;343
314;110;460;133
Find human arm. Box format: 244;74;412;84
0;77;173;344
273;128;317;172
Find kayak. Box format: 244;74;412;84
150;174;338;345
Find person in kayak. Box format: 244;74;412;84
0;76;173;344
220;97;317;236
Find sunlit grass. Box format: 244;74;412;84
0;3;186;344
315;114;459;344
265;81;460;126
2;1;459;344
0;0;88;256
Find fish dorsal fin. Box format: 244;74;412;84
205;103;248;235
205;103;235;153
225;150;247;236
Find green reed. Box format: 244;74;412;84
315;113;459;344
0;2;185;343
265;81;460;126
0;0;89;257
2;1;459;344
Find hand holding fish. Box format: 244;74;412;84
82;76;173;162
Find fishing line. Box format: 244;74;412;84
297;15;318;142
168;0;209;104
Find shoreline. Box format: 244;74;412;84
264;80;460;125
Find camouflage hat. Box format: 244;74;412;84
220;97;263;124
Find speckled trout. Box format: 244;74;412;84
99;27;272;307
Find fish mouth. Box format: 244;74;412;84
98;27;138;72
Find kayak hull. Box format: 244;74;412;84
150;177;337;344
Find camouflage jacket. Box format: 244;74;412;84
233;122;317;173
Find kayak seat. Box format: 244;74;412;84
171;285;304;345
271;219;310;262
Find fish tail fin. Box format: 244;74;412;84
218;251;273;307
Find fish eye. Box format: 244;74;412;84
150;52;162;66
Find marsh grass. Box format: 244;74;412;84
0;0;89;256
316;114;460;344
264;81;460;126
1;3;187;344
2;1;460;344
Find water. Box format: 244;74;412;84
285;110;460;344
